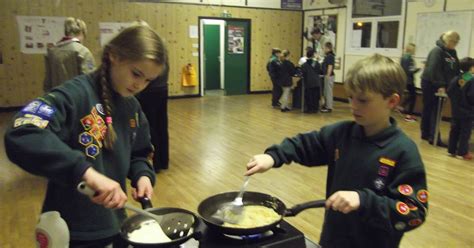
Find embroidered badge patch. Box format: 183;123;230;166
394;221;406;231
80;115;95;130
417;190;429;203
14;115;49;129
374;177;386;190
396;202;410;215
85;144;100;159
21;100;55;120
378;165;390;177
408;218;423;227
379;157;396;167
130;118;136;128
398;184;414;196
79;132;93;146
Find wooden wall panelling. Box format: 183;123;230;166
0;1;302;107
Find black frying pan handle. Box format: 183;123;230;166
285;199;326;217
138;197;153;210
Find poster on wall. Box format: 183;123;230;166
281;0;302;9
307;15;337;53
16;16;66;54
99;22;133;47
228;25;244;54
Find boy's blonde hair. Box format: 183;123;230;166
64;17;87;37
345;54;406;98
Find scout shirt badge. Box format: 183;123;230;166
374;157;396;191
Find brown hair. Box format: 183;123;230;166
99;24;167;150
64;17;87;37
459;57;474;73
271;48;281;55
344;54;406;99
324;42;333;51
282;50;290;57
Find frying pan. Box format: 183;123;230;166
198;191;325;236
121;198;202;247
77;182;202;247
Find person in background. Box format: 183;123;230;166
278;50;296;112
420;31;460;147
303;28;332;62
298;46;314;66
400;43;421;122
447;57;474;160
5;24;167;247
301;49;322;113
321;42;335;113
44;17;95;92
267;48;282;108
137;60;170;173
245;54;428;247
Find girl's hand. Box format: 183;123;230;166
245;154;275;176
82;167;127;209
325;191;360;214
132;176;153;201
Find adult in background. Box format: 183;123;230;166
303;28;331;62
137;60;170;173
44;17;95;92
420;31;460;147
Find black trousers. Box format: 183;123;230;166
403;83;417;115
305;87;320;112
420;79;442;141
271;77;282;106
448;117;473;156
138;88;169;171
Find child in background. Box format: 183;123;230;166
447;57;474;160
246;54;428;247
400;43;420;122
279;50;296;112
267;48;282;107
321;42;336;113
301;49;322;113
4;24;167;246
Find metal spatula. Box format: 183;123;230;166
222;176;250;224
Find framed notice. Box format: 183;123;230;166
16;16;66;54
228;25;244;54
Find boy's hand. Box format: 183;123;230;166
325;191;360;214
245;154;275;176
132;176;153;201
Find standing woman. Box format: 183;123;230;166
4;24;167;246
137;60;170;172
420;31;460;146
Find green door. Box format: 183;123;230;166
224;20;249;95
204;25;221;90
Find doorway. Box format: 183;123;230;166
199;18;251;96
200;19;225;96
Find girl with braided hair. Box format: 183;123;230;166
5;24;167;246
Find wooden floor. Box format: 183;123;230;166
0;94;473;247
